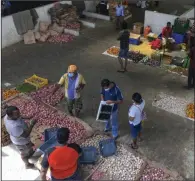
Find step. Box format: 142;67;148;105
79;17;96;28
82;10;110;21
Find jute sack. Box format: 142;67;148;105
39;21;50;33
39;31;50;42
49;23;64;34
24;30;36;44
34;32;41;40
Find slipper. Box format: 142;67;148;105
117;69;125;73
130;143;138;149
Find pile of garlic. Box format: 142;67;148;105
97;144;144;180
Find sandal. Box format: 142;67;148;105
130;143;138;149
117;69;125;73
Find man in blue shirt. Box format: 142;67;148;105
115;2;124;30
100;79;123;140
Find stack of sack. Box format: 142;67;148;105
48;3;81;30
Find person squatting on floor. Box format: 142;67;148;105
117;21;130;72
53;65;86;117
40;128;82;181
187;37;195;89
4;106;37;169
100;79;123;140
128;93;145;149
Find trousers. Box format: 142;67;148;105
188;67;195;87
105;110;119;138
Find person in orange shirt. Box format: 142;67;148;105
40;128;82;181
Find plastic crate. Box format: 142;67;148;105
129;38;140;45
24;74;48;89
79;146;99;164
99;139;117;157
44;127;59;142
38;135;57;154
172;33;185;44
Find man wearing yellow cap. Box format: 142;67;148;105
53;65;86;117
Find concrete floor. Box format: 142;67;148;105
2;14;194;180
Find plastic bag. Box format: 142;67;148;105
171;56;185;66
23;30;36;44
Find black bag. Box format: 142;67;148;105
171;56;185;67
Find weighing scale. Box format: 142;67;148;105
96;101;114;122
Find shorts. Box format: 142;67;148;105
118;48;129;58
15;142;35;158
129;123;142;139
66;97;83;112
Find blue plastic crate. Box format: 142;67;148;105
44;127;59;142
129;38;140;45
79;146;99;164
39;135;58;154
99;138;117;157
172;33;185;44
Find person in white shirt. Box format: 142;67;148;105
128;93;145;149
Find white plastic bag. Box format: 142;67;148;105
39;21;50;33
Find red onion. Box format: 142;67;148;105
140;165;169;181
8;97;87;143
30;84;64;106
47;34;74;44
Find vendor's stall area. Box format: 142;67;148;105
79;134;182;181
24;3;81;44
153;92;194;121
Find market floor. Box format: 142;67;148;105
2;21;194;180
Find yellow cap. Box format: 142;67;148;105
68;65;77;73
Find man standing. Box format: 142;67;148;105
4;106;37;169
53;65;86;117
117;21;130;72
187;37;195;89
115;2;124;30
100;79;123;140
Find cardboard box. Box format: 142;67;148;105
133;22;144;35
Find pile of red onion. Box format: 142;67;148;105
65;22;80;30
47;34;74;43
140;165;169;181
30;84;64;106
91;171;105;180
8;97;86;143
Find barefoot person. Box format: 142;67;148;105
53;65;86;117
4;106;37;169
117;21;130;72
100;79;123;140
128;93;145;149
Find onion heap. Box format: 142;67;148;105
65;22;80;30
47;34;74;44
140;165;173;181
97;144;144;180
107;47;119;56
8;97;87;143
30;84;64;106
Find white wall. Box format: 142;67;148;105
2;1;72;48
180;7;194;25
144;10;178;35
84;1;96;12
